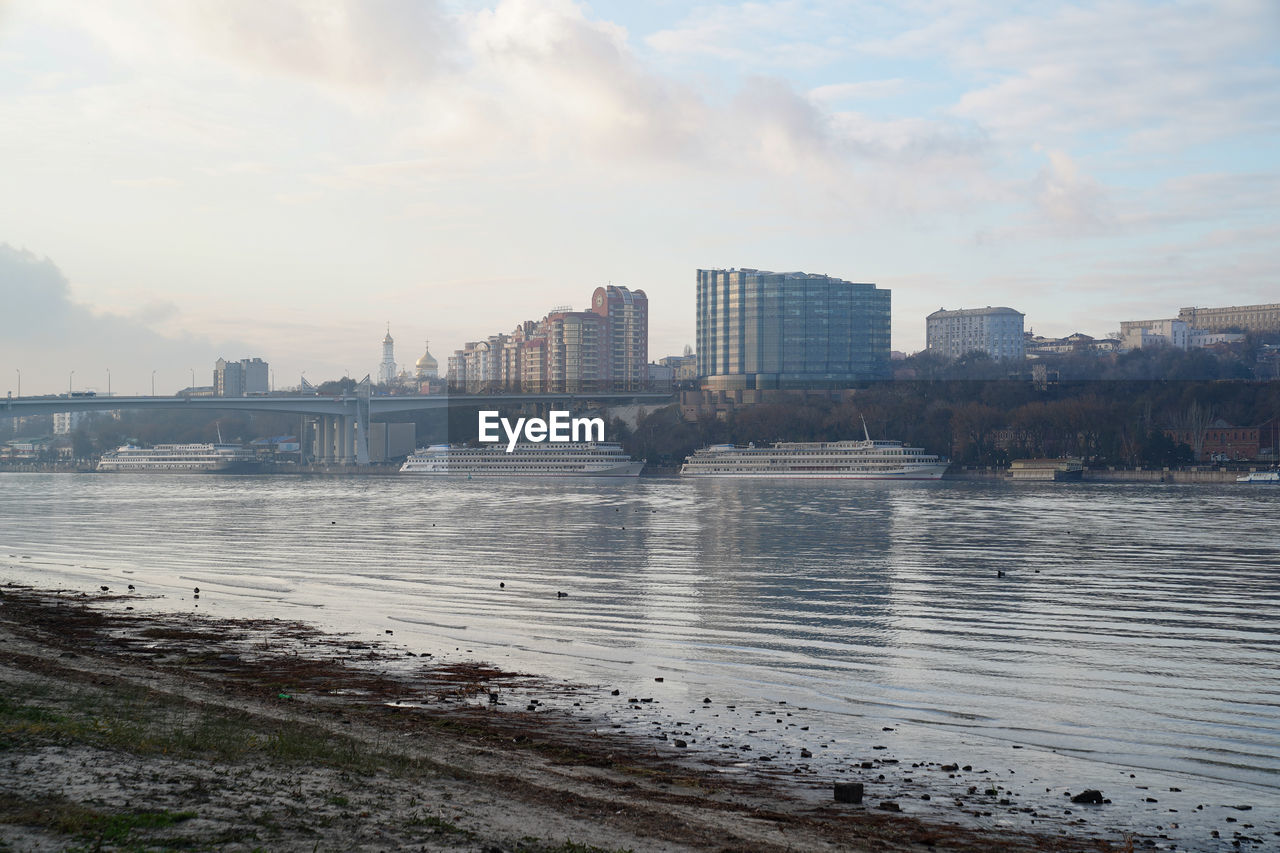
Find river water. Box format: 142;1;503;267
3;473;1278;849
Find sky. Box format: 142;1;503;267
1;0;1277;396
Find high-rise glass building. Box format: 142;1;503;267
696;269;891;389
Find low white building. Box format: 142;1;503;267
1190;330;1246;348
1024;332;1120;357
1120;319;1189;351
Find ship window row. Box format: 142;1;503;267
703;449;910;456
413;451;622;458
410;465;602;470
689;466;915;473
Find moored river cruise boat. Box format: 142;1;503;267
399;443;643;477
681;437;950;480
97;443;262;473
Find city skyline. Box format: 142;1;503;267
3;1;1278;395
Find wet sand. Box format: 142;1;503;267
2;584;1132;852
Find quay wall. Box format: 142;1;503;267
947;466;1248;484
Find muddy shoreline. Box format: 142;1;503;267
2;584;1137;851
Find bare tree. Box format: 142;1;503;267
1177;401;1216;462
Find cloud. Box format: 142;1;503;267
728;76;833;174
20;0;995;213
0;244;232;394
127;298;181;326
1032;149;1109;231
451;2;993;214
181;0;456;88
7;0;1275;366
0;245;70;325
809;79;911;103
949;0;1280;148
645;1;847;68
461;0;708;164
1131;171;1280;227
49;0;456;89
110;176;181;189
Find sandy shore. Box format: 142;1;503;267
0;584;1126;852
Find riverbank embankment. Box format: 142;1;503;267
946;465;1259;483
0;585;1117;853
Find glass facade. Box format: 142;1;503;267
696;269;891;388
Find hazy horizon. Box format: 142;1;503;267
3;0;1277;396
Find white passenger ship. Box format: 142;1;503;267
400;443;643;477
97;443;262;473
681;429;949;480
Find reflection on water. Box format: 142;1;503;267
3;474;1278;802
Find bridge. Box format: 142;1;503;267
3;391;674;465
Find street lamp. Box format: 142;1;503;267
106;367;111;397
69;370;74;395
151;370;157;396
189;368;195;391
14;369;18;398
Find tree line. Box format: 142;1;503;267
618;380;1280;468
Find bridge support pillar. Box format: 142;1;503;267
355;398;370;465
340;416;354;464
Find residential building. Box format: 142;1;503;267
449;339;498;391
52;410;86;435
242;358;268;393
520;335;548;393
546;310;605;393
1121;302;1280;351
448;285;649;393
1177;304;1280;334
658;353;698;382
647;362;674;391
499;323;539;390
214;358;241;397
1118;318;1169;339
926;306;1025;361
1164;418;1273;462
1025;332;1120;357
696;268;890;391
1120;319;1189;351
1190;330;1246;348
590;285;648;389
214;357;269;397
